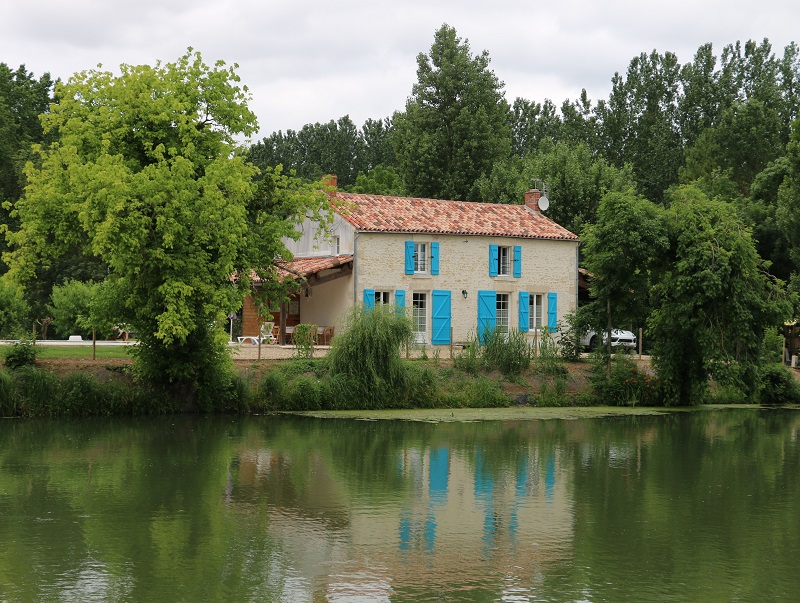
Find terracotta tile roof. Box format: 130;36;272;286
332;192;578;241
250;255;353;283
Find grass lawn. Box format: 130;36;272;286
30;345;133;360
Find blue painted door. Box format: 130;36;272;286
431;290;451;344
477;290;496;343
518;291;529;332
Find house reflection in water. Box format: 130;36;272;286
230;434;575;600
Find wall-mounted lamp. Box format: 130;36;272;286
462;290;468;299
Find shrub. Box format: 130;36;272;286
453;331;481;372
761;327;784;364
462;376;509;408
759;363;800;405
3;341;38;370
482;328;531;376
327;304;413;406
557;310;588;362
0;370;17;416
293;323;317;359
286;374;324;410
402;363;437;408
590;353;660;406
11;366;60;416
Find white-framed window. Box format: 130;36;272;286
332;236;340;255
497;246;510;276
413;292;427;343
414;243;428;273
374;291;391;305
529;293;543;331
496;293;509;333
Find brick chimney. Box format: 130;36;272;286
524;189;542;213
323;174;338;189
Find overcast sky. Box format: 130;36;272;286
2;0;799;141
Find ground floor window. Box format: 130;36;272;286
496;293;509;333
413;292;427;343
529;293;543;331
374;291;391;305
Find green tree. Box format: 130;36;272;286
349;165;406;195
4;50;326;397
597;50;684;204
508;97;562;157
0;64;54;273
650;185;788;405
47;279;101;339
475;140;636;235
249;115;367;187
392;24;511;201
0;276;29;338
581;190;668;359
360;117;395;171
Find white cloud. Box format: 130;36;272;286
2;0;799;138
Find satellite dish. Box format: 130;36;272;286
538;195;549;211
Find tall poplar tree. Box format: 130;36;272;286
392;24;511;201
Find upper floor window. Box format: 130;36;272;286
332;236;340;255
489;244;520;277
414;243;428;273
497;246;510;276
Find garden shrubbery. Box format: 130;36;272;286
589;351;660;406
0;365;168;417
758;363;800;405
3;341;38;370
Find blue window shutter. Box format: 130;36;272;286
518;292;530;332
431;290;451;344
547;292;557;332
513;246;522;278
395;290;406;309
431;242;440;275
364;288;375;310
477;290;497;343
489;245;499;277
404;241;414;274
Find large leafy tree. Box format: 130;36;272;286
0;64;54;273
392;24;511;201
249;115;368;187
4;51;325;396
475;140;636;235
649;185;788;405
581;190;668;357
508;97;562;157
597;50;684;205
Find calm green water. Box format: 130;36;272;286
1;409;799;602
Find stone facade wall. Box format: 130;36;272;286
355;232;578;344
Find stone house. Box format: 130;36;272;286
241;182;579;346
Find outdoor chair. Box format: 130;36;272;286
260;322;276;344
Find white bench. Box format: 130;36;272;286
68;335;83;342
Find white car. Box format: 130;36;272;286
581;329;637;351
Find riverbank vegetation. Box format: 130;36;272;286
4;307;800;417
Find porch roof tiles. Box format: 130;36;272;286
275;255;353;279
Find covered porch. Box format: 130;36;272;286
240;255;354;345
